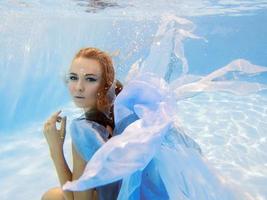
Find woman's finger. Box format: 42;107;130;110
44;121;51;129
43;124;48;133
45;119;57;129
45;113;59;131
50;110;62;123
43;122;52;134
60;116;67;139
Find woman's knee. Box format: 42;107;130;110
41;187;65;200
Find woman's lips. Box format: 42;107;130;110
74;96;85;99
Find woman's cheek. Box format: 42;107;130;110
91;82;101;93
87;85;99;98
68;84;76;95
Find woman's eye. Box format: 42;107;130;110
86;77;97;82
69;75;78;81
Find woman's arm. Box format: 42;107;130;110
43;111;74;200
44;111;97;200
50;148;74;200
72;142;96;200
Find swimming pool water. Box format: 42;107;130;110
0;1;267;199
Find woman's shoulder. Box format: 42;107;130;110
70;114;110;142
70;115;109;162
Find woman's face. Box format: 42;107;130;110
67;57;103;111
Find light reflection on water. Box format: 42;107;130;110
176;92;267;199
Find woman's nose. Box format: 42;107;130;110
76;79;85;92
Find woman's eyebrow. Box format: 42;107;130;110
69;72;77;75
84;73;98;77
69;72;98;77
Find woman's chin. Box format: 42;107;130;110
73;102;94;111
73;101;86;108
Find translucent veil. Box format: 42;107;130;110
124;14;267;100
109;13;267;121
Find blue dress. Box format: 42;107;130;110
70;116;121;200
63;61;266;199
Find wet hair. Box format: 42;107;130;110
85;108;114;130
73;47;115;113
84;79;123;129
73;47;123;134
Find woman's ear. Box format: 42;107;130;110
115;79;123;96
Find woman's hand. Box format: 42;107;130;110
43;110;67;153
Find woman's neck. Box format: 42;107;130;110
83;106;94;113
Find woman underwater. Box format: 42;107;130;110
43;47;264;200
42;47;122;200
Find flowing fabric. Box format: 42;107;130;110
62;14;267;199
62;59;267;199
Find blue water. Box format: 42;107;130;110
0;1;267;199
